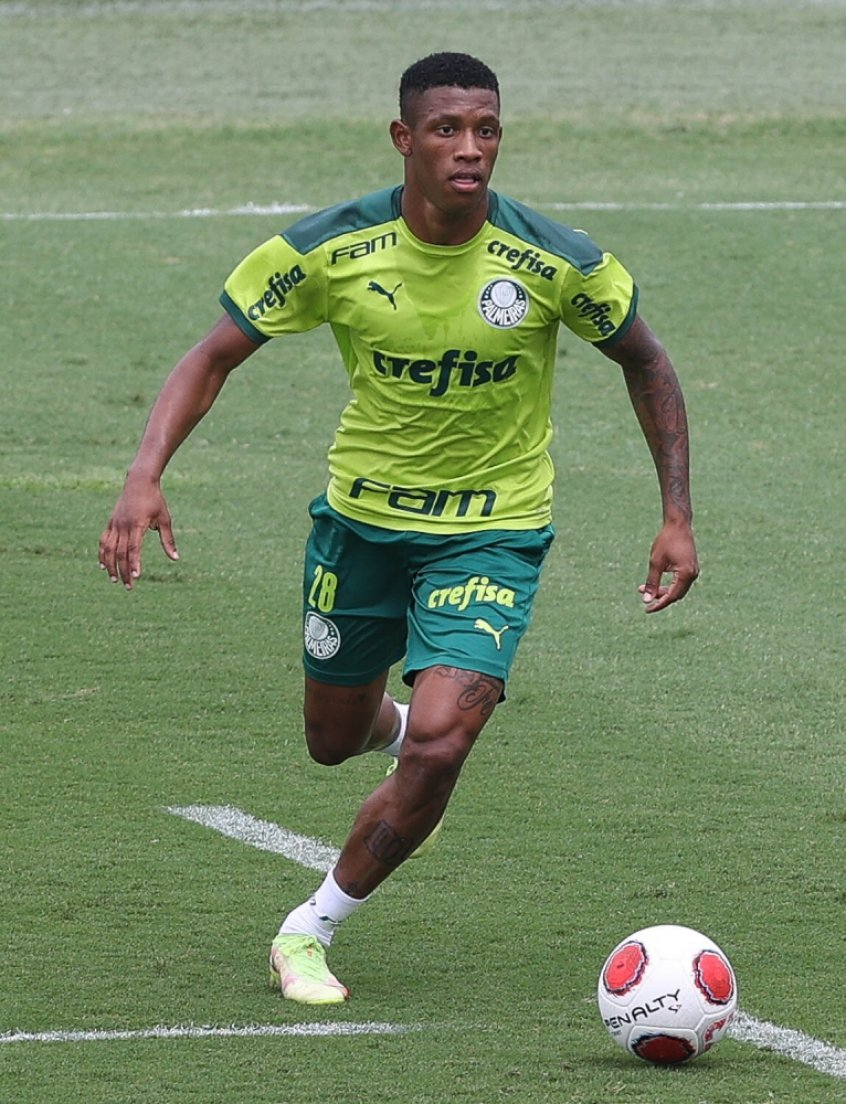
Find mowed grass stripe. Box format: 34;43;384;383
0;0;704;19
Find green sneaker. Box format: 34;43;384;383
386;756;444;859
269;934;349;1005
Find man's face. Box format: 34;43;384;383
391;85;502;221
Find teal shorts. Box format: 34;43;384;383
302;494;554;689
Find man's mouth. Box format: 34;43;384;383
449;171;483;191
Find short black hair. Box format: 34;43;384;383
399;52;500;121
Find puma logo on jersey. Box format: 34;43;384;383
474;618;511;650
368;280;402;310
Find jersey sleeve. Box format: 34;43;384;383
219;234;327;344
558;251;638;348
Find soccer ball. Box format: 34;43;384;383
597;924;737;1064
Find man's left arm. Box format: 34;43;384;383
601;314;700;612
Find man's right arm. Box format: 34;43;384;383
98;314;260;589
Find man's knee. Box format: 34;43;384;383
303;717;368;766
303;674;388;766
400;720;474;784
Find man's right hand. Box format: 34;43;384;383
96;315;260;590
98;477;179;589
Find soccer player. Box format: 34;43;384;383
99;52;699;1004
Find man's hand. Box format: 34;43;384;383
640;519;699;613
96;314;259;590
99;478;179;589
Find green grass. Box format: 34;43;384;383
2;1;846;1101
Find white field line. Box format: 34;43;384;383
166;803;339;871
1;202;311;222
2;200;845;223
0;1022;414;1045
550;200;846;211
3;1012;843;1079
168;804;846;1082
729;1011;846;1080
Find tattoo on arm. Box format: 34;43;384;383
622;356;692;522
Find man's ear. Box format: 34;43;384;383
390;118;412;157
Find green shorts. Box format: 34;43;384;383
302;494;554;689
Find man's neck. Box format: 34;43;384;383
400;189;490;246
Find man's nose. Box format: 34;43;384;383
455;130;482;159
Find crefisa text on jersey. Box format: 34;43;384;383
570;292;616;337
487;241;557;280
247;266;307;320
373;348;518;397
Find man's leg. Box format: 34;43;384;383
302;671;401;765
271;665;501;1003
332;665;501;895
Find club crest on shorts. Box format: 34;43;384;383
478;278;529;328
304;611;341;659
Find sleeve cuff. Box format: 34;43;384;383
219;290;271;345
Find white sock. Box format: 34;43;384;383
278;870;370;947
379;701;408;757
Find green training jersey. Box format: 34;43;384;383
221;186;637;533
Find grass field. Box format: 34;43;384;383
2;1;845;1102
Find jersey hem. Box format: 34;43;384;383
303;652;406;686
326;483;553;534
402;660;508;700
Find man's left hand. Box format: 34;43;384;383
640;520;699;612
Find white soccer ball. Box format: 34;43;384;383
597;924;738;1064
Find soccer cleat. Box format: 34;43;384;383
385;756;445;858
269;934;349;1004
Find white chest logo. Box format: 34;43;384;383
478;278;529;329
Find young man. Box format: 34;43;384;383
99;53;698;1004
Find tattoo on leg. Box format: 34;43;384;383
433;666;502;719
364;819;414;867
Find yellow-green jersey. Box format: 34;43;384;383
221;186;637;533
